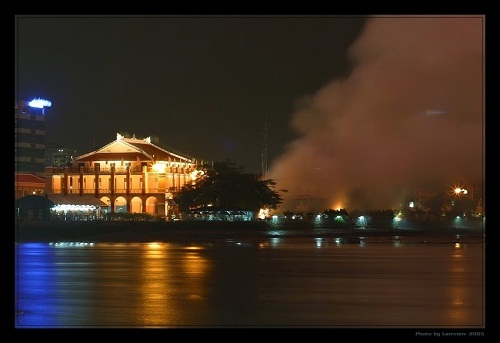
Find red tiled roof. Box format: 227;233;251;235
76;152;150;162
126;140;191;161
15;173;45;184
76;141;192;163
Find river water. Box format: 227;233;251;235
14;232;485;330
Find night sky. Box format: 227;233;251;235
16;15;367;171
15;15;485;211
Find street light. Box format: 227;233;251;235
454;187;474;204
452;186;477;218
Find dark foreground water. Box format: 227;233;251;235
15;232;485;330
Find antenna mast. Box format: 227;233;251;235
261;117;268;178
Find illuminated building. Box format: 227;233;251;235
15;98;52;176
15;173;46;199
45;144;76;168
44;133;199;219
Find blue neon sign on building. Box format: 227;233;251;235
27;98;52;115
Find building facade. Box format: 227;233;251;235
45;144;76;168
15;98;51;177
44;133;199;219
15;173;46;199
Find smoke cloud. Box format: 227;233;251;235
268;16;484;213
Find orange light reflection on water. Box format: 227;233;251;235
444;245;484;326
136;243;209;326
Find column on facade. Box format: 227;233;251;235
126;165;131;213
110;163;115;213
63;166;69;196
141;165;146;213
44;166;54;195
171;165;176;191
79;165;84;196
94;163;100;198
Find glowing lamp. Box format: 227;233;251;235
152;162;166;173
28;98;52;109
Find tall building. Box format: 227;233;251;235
44;133;199;219
45;144;76;168
15;98;52;176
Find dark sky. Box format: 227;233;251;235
16;15;367;174
15;15;485;211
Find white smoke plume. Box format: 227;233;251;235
268;16;484;213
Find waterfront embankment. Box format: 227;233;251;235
15;218;484;244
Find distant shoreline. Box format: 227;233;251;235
15;219;484;243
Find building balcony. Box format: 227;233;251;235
51;187;181;195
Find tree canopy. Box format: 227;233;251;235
173;160;282;213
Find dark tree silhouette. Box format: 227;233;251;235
174;160;282;215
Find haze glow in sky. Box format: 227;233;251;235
268;16;484;212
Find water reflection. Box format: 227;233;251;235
15;236;485;328
15;243;59;326
444;244;485;325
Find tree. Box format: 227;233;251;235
173;160;282;214
421;191;448;217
